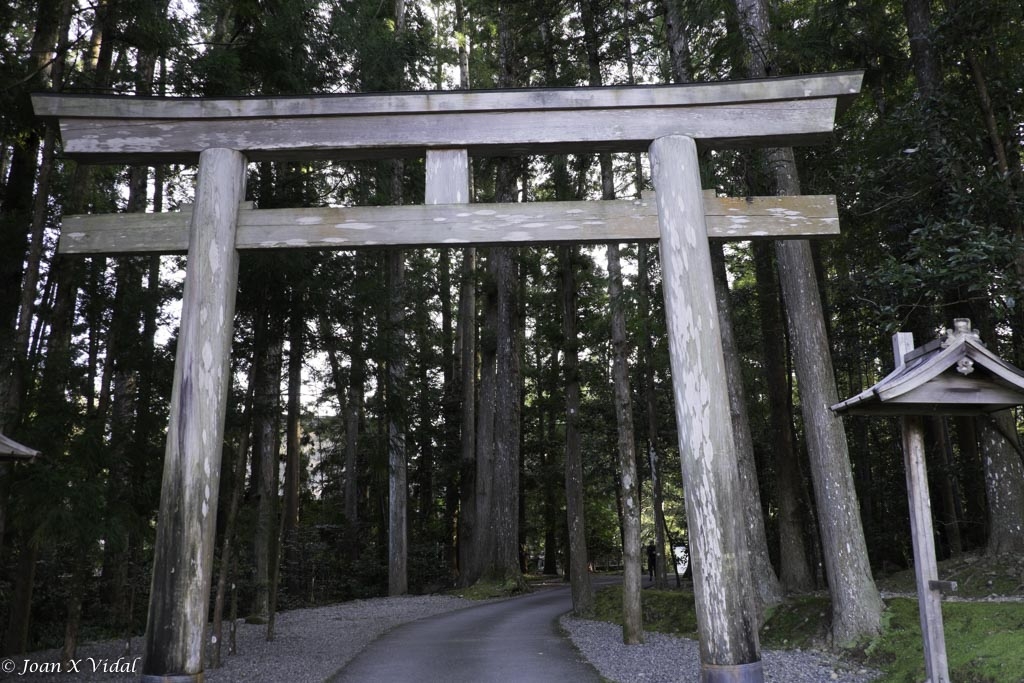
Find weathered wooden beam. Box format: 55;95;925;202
33;72;863;120
44;101;839;164
57;194;839;254
31;72;863;163
142;148;246;682
649;134;761;678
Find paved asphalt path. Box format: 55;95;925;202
330;583;602;682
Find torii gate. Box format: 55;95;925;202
33;70;862;683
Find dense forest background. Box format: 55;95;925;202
1;0;1023;660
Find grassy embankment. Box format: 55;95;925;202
591;553;1024;682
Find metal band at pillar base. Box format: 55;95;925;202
701;661;765;683
140;674;202;683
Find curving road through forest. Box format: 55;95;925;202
330;583;602;682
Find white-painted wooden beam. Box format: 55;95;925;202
650;135;762;678
32;72;863;163
142;148;246;682
57;194;839;255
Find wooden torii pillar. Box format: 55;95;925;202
33;71;861;683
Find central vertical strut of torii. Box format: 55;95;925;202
33;71;862;683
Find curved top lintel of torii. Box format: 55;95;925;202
31;71;864;165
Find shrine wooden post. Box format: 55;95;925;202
892;332;949;683
33;72;862;683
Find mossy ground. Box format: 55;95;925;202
759;595;833;649
759;595;1024;682
860;598;1024;682
593;585;699;638
591;557;1024;683
876;552;1024;599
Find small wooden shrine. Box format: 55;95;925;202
833;318;1024;683
833;318;1024;416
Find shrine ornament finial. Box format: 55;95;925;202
940;318;981;349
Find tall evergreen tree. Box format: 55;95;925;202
734;0;883;644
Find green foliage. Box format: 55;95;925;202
328;0;434;92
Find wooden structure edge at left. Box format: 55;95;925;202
32;71;864;683
0;433;41;463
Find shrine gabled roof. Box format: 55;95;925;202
0;433;40;462
832;329;1024;416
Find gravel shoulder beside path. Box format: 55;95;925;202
9;593;880;683
5;595;480;683
560;615;881;683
